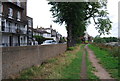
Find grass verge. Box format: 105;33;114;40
60;44;85;79
88;44;119;79
17;44;84;79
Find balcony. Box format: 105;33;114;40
2;26;27;34
5;1;24;10
0;43;27;47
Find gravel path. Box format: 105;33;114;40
85;45;113;79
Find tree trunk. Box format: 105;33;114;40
67;24;74;48
71;37;77;46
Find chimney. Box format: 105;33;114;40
50;24;52;29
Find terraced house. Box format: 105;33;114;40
33;25;63;43
0;0;33;47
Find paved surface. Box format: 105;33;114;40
85;45;113;79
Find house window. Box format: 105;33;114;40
2;21;5;31
17;11;21;21
15;23;17;28
8;8;13;19
0;2;2;15
8;22;12;32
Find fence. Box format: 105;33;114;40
2;44;67;79
2;26;27;34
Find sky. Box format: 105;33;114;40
87;0;119;37
27;0;119;37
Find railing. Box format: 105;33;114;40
28;31;33;35
0;42;39;47
2;26;27;34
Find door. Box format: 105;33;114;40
18;36;20;46
9;36;13;46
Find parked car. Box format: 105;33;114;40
41;40;57;45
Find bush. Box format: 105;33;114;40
94;37;106;43
33;35;54;44
67;47;75;51
76;39;82;44
110;47;119;57
59;37;66;43
93;43;119;57
33;35;46;44
93;37;118;43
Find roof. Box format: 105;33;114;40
33;28;50;34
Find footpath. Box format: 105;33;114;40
84;45;113;79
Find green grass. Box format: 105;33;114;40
88;44;119;79
61;45;84;79
18;44;84;79
19;44;104;79
18;65;44;79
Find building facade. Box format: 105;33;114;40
27;16;33;45
33;25;63;43
0;0;33;47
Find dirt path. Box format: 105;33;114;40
80;48;87;79
85;45;113;79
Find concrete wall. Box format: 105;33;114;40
0;32;2;81
2;44;67;79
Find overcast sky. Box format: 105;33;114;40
27;0;119;37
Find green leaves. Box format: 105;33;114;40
33;35;46;44
96;18;112;35
99;10;108;17
48;1;112;46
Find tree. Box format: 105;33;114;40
33;35;46;44
94;36;118;43
48;1;112;48
94;36;106;43
33;35;54;44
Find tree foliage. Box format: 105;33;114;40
48;1;112;47
94;36;118;43
33;35;53;44
33;35;46;44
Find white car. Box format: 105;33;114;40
41;40;57;45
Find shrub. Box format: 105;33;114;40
33;35;53;44
33;35;46;44
67;47;75;51
93;43;119;57
110;47;119;57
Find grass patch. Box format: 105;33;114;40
60;45;85;79
88;44;119;79
18;65;44;79
18;44;84;79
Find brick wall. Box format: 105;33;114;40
2;44;67;79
